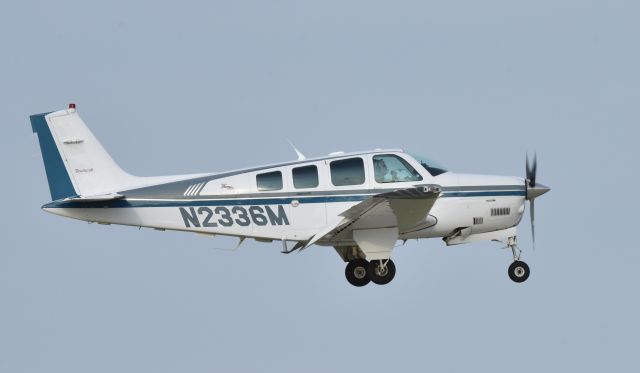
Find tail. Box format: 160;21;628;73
30;105;140;200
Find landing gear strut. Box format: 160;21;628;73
505;236;530;283
345;258;396;286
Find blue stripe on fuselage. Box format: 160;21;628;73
42;190;525;209
443;191;526;198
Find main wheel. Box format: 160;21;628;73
345;259;370;287
508;261;530;283
368;259;396;285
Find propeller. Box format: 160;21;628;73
525;153;550;250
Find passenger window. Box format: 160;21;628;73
256;171;283;191
293;165;319;189
373;154;423;183
330;158;365;186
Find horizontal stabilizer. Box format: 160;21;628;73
63;193;124;202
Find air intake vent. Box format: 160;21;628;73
491;207;511;216
473;217;484;225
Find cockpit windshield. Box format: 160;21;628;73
408;152;449;177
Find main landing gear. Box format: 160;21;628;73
345;258;396;286
505;236;530;283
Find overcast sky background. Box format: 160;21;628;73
1;1;638;372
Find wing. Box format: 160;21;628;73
340;185;441;233
305;185;441;259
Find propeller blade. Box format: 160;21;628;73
531;153;537;187
525;152;547;250
530;199;535;250
526;153;537;187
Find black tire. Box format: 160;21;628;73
508;261;530;283
368;259;396;285
345;259;370;287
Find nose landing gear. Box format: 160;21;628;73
345;258;396;286
504;236;530;283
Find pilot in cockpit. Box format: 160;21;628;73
374;158;398;183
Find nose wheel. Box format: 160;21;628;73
508;261;530;283
345;259;396;286
504;236;530;283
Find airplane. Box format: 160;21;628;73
30;104;550;287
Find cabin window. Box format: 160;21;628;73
256;171;283;191
330;158;365;186
408;152;448;177
293;165;319;189
373;154;423;183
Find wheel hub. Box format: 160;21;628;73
514;266;525;277
353;267;367;279
374;264;388;277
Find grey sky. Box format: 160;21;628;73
1;1;638;372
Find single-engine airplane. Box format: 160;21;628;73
31;104;550;286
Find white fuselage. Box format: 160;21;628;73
43;151;526;247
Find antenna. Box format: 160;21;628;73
287;139;306;161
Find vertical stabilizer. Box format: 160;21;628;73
30;106;138;200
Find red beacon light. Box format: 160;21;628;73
68;103;76;109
